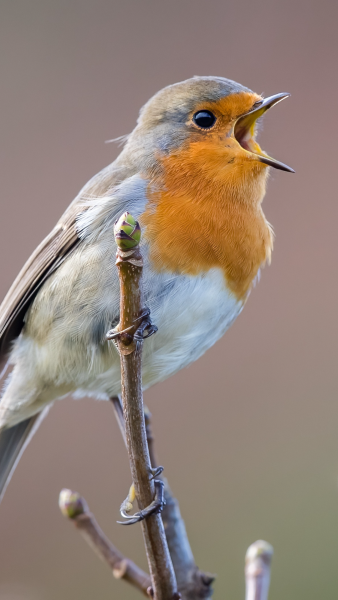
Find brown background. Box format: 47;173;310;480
0;1;338;598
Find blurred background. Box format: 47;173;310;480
0;0;337;598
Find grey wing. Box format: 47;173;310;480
0;203;84;365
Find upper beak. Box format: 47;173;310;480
234;93;294;173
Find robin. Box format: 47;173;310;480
0;76;293;512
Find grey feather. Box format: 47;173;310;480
0;408;48;501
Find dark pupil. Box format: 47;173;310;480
193;110;216;129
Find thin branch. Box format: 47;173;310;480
110;214;178;600
111;397;215;599
59;489;151;597
245;540;273;600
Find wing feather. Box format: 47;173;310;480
0;203;83;360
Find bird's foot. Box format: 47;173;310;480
106;307;157;350
118;467;165;526
133;308;158;348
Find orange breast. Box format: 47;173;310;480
141;132;273;301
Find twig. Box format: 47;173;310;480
110;214;178;600
245;540;273;600
111;397;215;599
59;489;151;597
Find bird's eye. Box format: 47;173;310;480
193;110;216;129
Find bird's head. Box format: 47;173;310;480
121;77;293;299
129;76;293;188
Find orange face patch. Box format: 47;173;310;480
189;91;261;135
141;92;274;301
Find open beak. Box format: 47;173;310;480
234;93;294;173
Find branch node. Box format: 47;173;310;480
112;559;128;579
201;573;216;586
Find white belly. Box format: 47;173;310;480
78;267;243;398
143;267;242;387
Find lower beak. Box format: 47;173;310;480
234;93;294;173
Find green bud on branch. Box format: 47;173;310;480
114;212;141;250
59;488;86;519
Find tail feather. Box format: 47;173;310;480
0;409;48;502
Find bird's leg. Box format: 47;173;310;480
106;307;157;348
118;466;165;526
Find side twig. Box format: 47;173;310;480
245;540;273;600
59;489;151;597
109;213;178;600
